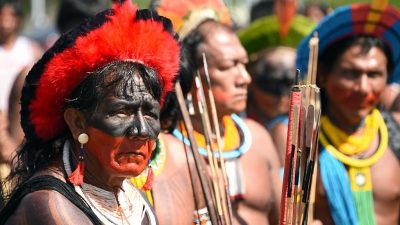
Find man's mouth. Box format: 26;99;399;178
117;151;145;157
346;94;378;109
116;139;154;158
234;92;248;100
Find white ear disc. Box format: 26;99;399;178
78;133;89;144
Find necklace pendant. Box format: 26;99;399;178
349;167;372;192
355;172;366;187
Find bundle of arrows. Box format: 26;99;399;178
174;53;233;225
280;32;321;225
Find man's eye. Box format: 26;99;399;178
110;111;129;118
116;113;129;118
368;72;382;78
341;69;358;78
145;112;159;119
218;66;231;71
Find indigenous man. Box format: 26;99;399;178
178;18;283;225
0;1;180;224
152;8;282;223
296;3;400;225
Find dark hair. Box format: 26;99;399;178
248;48;295;96
66;61;161;115
180;19;232;93
159;38;197;132
319;35;393;77
0;0;23;18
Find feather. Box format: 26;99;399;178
23;1;180;142
275;0;297;38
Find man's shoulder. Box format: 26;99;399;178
159;132;189;163
241;117;279;160
242;117;273;140
5;190;93;225
242;117;262;128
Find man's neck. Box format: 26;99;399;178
190;113;226;137
326;111;365;134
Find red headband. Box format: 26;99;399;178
21;1;180;143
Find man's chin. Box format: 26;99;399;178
225;103;247;115
345;110;372;126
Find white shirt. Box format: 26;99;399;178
0;36;35;113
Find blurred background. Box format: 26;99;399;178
17;0;400;50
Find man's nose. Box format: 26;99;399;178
126;112;150;139
236;64;252;85
355;74;370;94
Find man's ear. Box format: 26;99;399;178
64;108;87;140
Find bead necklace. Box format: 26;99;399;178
321;109;380;155
320;109;388;168
172;114;252;159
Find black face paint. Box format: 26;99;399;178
256;78;294;96
87;75;161;140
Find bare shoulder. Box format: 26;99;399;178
243;118;280;168
243;118;276;154
243;118;273;141
160;132;182;148
159;132;188;165
5;190;93;225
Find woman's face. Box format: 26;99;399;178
84;74;160;178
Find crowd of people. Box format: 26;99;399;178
0;0;399;224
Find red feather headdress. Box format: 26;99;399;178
21;0;180;143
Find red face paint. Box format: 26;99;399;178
326;82;380;111
322;45;388;125
85;126;155;177
212;88;231;103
